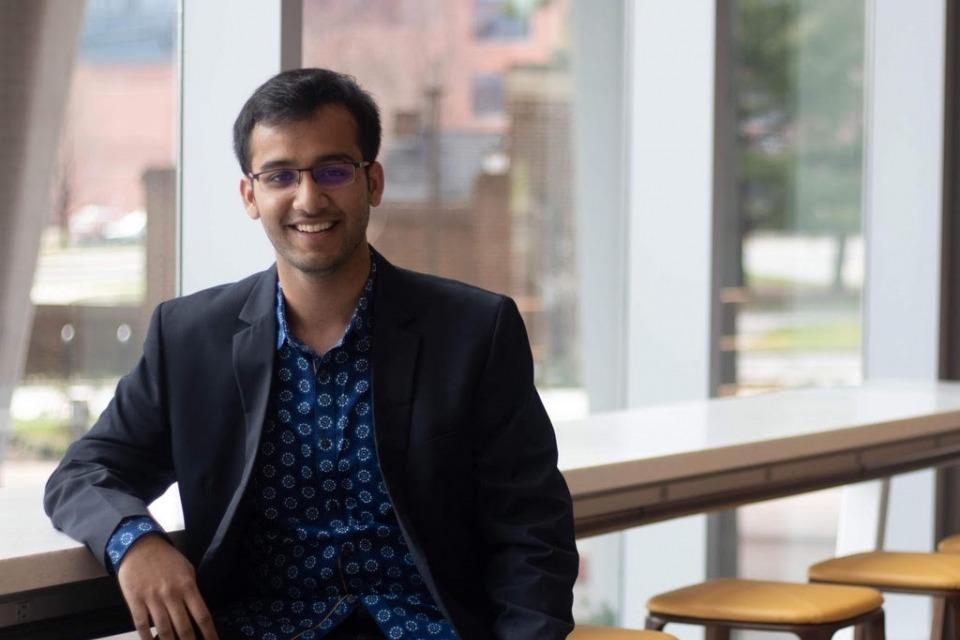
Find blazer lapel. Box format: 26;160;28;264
371;253;420;506
369;251;458;616
232;271;279;484
200;266;277;579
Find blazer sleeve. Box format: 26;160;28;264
43;304;176;570
472;297;579;640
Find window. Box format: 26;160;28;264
2;0;178;486
304;0;580;399
474;0;530;40
720;0;865;396
303;0;608;620
472;72;506;116
717;0;867;592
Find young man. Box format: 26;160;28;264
44;68;578;640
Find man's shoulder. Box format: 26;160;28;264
385;260;508;318
155;267;272;328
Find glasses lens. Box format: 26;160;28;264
259;169;300;191
311;163;356;188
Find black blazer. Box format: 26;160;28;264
44;251;579;640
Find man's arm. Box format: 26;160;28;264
43;304;219;640
472;297;579;640
44;305;174;553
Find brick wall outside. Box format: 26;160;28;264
372;171;512;297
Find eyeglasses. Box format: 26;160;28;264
248;161;372;193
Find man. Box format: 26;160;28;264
44;68;578;640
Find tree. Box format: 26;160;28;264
736;0;865;291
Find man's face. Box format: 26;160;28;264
240;105;384;278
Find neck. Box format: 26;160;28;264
277;243;371;351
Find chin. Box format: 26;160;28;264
278;239;368;277
290;250;358;276
293;258;346;276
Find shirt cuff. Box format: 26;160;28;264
105;515;164;573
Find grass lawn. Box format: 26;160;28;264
10;416;71;460
748;321;861;351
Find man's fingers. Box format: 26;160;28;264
115;538;211;639
167;600;197;640
184;587;220;640
148;600;175;640
129;600;154;640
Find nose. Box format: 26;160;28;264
292;170;331;213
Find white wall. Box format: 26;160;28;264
570;0;630;623
620;2;717;637
843;1;947;637
179;0;302;294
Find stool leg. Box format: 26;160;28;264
644;615;668;631
704;627;730;640
949;598;960;640
861;608;885;640
930;597;947;640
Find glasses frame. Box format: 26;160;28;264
247;160;372;191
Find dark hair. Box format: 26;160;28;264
232;68;382;174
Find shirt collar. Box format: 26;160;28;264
275;251;377;352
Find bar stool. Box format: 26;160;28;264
643;578;885;639
570;624;677;639
809;551;960;639
938;534;960;553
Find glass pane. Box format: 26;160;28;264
721;0;866;613
302;0;583;415
302;0;611;622
724;0;865;396
3;0;179;486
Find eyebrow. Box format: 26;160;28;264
256;153;359;172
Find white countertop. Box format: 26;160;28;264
0;483;183;596
558;380;960;494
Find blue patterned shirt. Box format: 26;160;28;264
106;255;457;640
105;516;163;569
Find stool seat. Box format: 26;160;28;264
570;624;677;639
939;534;960;553
646;578;883;625
809;551;960;591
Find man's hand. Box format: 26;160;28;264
117;534;220;640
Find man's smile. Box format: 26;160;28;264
292;220;338;233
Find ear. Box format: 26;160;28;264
240;175;260;220
367;161;385;207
